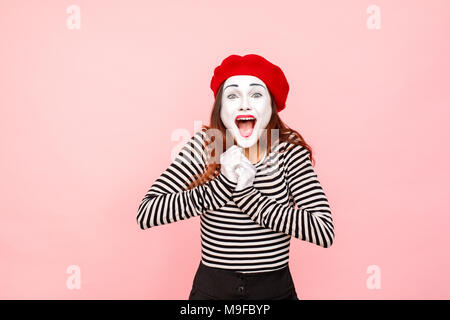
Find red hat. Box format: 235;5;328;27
210;54;289;112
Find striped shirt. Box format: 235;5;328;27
137;128;334;273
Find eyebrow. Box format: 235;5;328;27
224;83;266;91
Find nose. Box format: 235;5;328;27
238;93;252;111
239;104;251;111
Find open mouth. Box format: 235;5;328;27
235;114;256;138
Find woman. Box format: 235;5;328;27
136;54;335;300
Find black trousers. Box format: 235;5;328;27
188;261;299;300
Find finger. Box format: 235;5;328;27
231;148;244;158
239;161;257;173
240;154;252;165
222;146;242;162
240;156;255;167
229;151;245;165
237;164;252;174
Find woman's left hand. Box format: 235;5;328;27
235;155;257;191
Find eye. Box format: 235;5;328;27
227;93;237;99
252;92;262;98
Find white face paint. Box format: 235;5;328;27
220;75;272;149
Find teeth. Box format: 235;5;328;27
236;117;255;121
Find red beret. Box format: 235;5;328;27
210;54;289;112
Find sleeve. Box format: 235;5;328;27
137;129;237;230
231;143;334;248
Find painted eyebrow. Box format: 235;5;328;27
223;83;266;91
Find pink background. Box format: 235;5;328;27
1;0;449;299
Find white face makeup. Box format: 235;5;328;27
220;75;272;149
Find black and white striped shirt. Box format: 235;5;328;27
137;128;334;273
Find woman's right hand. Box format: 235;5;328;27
219;145;244;184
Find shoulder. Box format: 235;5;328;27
282;141;310;166
184;127;208;149
285;142;307;153
191;127;211;144
175;129;209;165
182;128;211;165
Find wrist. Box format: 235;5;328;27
216;171;238;192
233;184;256;197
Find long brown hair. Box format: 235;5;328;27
186;82;315;190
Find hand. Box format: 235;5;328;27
220;145;244;183
235;155;257;191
